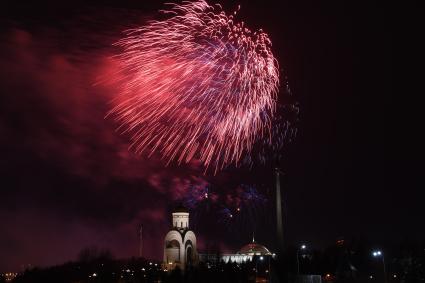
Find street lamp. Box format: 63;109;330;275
267;255;272;282
255;256;264;274
372;250;387;283
253;255;266;282
297;244;307;275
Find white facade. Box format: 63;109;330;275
199;253;253;264
172;212;189;229
163;209;198;271
199;240;274;264
221;254;253;264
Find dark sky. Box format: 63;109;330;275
0;0;401;273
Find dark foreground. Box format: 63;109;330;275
2;241;424;283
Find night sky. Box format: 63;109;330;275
0;0;401;273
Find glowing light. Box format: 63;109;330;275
108;0;280;173
372;250;382;257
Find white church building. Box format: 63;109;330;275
163;206;198;271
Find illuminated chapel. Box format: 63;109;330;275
163;206;198;270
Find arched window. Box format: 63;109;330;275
186;246;193;266
166;239;180;249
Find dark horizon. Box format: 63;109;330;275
0;0;401;273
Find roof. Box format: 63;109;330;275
239;242;272;256
173;204;189;213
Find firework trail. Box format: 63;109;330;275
218;184;268;231
108;0;280;173
177;184;267;232
180;185;217;228
182;185;214;209
243;79;299;166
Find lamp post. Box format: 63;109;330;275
255;256;264;282
267;256;271;282
372;250;387;283
297;244;307;275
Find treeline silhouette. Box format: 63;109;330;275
7;239;425;283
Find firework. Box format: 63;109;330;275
177;183;268;232
108;0;280;173
180;185;218;229
243;79;299;166
218;184;268;231
182;185;213;209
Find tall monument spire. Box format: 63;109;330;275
275;167;284;253
139;224;143;258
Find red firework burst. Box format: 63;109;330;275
109;0;280;173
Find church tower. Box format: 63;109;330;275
163;206;198;271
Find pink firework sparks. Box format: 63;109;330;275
109;0;280;173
